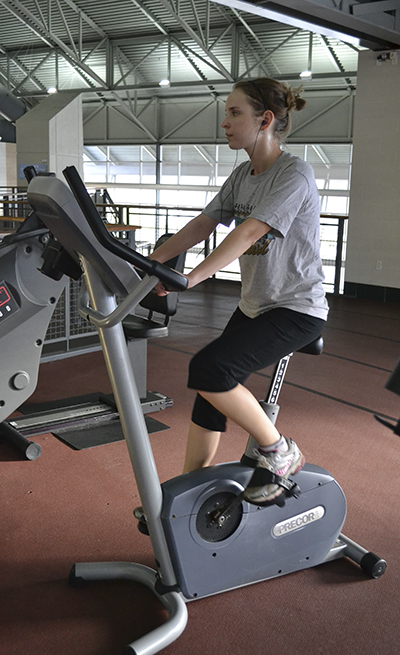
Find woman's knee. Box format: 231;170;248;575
191;393;227;433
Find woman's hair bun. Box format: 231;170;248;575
287;87;306;112
294;94;307;111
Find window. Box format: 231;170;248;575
83;143;351;292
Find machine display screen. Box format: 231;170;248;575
0;281;20;323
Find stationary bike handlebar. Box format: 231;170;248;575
62;165;188;293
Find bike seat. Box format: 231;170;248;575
297;335;323;356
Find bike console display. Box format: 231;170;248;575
0;281;20;324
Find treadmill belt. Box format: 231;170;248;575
19;392;111;415
19;392;170;449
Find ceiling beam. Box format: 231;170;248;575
320;34;355;90
211;0;400;49
14;69;358;100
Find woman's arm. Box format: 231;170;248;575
187;217;271;288
149;213;218;264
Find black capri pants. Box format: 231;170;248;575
188;306;325;432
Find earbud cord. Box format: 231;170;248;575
218;123;263;224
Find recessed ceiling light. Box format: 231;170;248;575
47;86;57;94
159;79;170;87
299;71;312;79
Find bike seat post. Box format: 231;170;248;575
240;336;323;468
241;353;292;467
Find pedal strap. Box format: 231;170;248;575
248;466;297;493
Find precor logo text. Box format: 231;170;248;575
272;506;325;537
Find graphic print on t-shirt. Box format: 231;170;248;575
235;209;274;256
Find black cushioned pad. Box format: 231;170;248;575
52;414;169;450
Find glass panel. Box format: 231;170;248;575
83;161;106;182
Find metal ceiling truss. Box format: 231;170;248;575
0;36;358;94
169;36;215;85
160;97;217;141
239;28;301;79
0;42;46;104
0;1;361;92
0;0;377;144
289;92;354;142
0;0;108;88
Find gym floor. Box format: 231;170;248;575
1;279;400;655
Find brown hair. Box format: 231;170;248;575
234;78;306;142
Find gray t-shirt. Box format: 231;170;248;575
203;151;329;320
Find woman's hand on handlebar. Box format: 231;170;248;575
154;273;194;296
154;280;170;296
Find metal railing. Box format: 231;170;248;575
1;188;348;358
94;201;348;295
320;214;348;295
85;194;349;294
0;189;31;231
1;191;348;294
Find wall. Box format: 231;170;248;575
345;49;400;302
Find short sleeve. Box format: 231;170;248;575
249;167;312;237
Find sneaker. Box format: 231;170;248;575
133;506;150;536
243;437;305;505
133;506;146;522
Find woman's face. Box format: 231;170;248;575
221;88;262;151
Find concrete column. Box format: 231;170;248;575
0;142;17;186
345;49;400;302
16;91;83;186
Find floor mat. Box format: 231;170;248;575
52;414;169;450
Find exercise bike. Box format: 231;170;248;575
24;166;386;655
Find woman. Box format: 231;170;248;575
148;77;328;504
